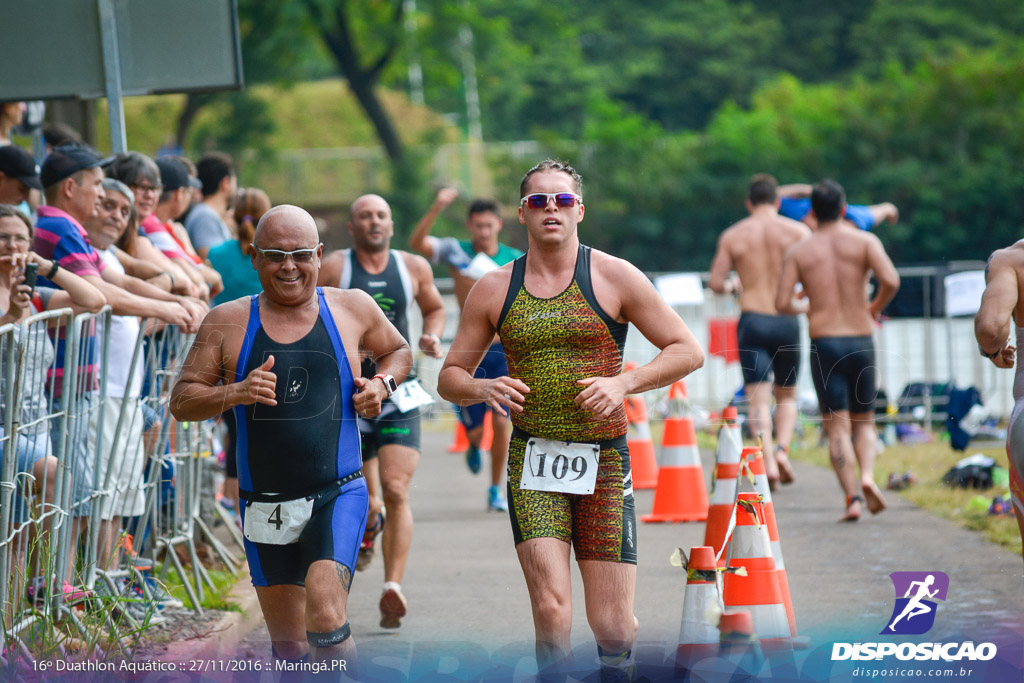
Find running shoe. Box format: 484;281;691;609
379;583;407;629
26;577;93;607
357;511;385;572
466;445;482;474
488;485;508;512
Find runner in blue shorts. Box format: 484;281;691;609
171;205;412;668
410;190;523;510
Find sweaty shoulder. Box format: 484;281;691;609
318;249;346;286
774;214;811;242
397;249;434;280
990;241;1024;271
322;285;375;317
205;296;252;326
474;261;516;298
591;248;644;283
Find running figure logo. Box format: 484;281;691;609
883;571;949;635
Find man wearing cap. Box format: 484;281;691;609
0;145;42;209
184;152;236;259
83;178;203;568
142;157;220;300
34;144;197;580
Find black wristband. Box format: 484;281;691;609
45;261;60;279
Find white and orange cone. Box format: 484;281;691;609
642;380;709;522
722;493;792;652
737;446;797;638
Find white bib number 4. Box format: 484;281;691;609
243;497;314;545
520;437;600;495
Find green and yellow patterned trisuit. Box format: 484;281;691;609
497;244;636;563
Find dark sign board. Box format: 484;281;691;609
0;0;242;102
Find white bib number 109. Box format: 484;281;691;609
520;437;600;495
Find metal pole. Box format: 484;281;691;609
97;0;127;154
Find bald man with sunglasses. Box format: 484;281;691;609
171;205;411;670
439;159;704;681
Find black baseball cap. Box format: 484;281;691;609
0;145;43;191
155;156;202;193
40;144;113;189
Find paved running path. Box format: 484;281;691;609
229;418;1024;680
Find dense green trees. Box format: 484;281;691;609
176;0;1024;267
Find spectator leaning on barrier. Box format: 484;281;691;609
185;152;236;259
0;204;104;560
105;152;197;298
83;179;204;569
142;157;218;301
36;144;201;581
162;156;224;298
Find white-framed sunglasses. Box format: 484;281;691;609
520;192;583;209
251;243;322;263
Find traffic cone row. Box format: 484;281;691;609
642;380;708;522
675;403;801;664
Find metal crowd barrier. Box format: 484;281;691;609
0;309;240;668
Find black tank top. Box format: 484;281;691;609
233;290;361;498
342;250;415;378
497;244;629;442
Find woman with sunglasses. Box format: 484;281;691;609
439;159;705;680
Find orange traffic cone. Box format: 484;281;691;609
481;411;494;452
675;546;721;672
626;395;658;489
723;493;791;651
447;420;470;453
737;447;797;638
704;406;743;562
448;412;493;453
642;380;709;522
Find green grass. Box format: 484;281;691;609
163;565;242;612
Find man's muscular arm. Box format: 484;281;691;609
708;230;739;295
170;302;276;421
865;234;900;319
976;248;1020;368
405;252;446;358
775;247;805;315
343;289;413;418
409;187;458;261
576;257;704;419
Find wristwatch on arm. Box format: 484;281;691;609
373;373;398;397
978;343;1001;359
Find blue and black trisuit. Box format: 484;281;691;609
234;288;369;586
